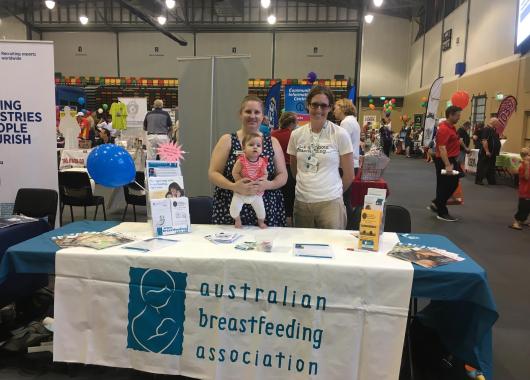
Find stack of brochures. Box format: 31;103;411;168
387;242;465;268
358;188;387;251
52;232;134;250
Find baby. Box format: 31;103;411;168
230;132;268;229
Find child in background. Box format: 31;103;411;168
230;132;268;229
510;147;530;230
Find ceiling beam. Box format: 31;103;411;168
118;0;188;45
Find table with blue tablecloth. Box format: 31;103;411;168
0;220;119;284
1;221;498;379
399;233;498;379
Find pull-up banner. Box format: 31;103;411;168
0;41;58;216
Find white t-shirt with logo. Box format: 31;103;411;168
287;121;353;203
340;115;361;168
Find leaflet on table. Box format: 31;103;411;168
204;232;242;244
151;197;191;236
387;242;465;268
294;243;334;258
122;237;179;252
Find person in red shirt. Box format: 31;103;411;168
76;112;91;141
271;112;297;224
428;106;462;222
510;147;530;230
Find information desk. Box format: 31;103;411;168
53;223;412;379
2;222;497;379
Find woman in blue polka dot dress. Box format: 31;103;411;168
208;95;287;227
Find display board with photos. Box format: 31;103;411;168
146;161;191;236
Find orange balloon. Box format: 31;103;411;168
451;91;470;109
421;96;428;102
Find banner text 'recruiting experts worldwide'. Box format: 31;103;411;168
195;282;327;376
0;100;42;145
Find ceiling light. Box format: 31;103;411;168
44;0;56;10
261;0;271;9
165;0;176;9
373;0;384;7
364;14;374;24
79;16;89;25
267;14;276;24
157;16;167;25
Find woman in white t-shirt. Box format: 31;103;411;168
287;86;354;229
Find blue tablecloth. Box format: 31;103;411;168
399;233;498;379
0;219;52;306
2;224;497;379
0;220;119;284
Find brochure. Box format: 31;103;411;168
52;232;134;250
122;237;179;252
204;232;242;244
294;243;334;259
146;160;191;236
387;243;465;268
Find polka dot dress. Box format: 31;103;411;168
212;133;287;227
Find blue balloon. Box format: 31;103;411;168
87;144;135;188
78;97;86;105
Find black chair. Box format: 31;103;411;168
383;205;412;233
348;205;411;233
189;196;213;224
347;206;362;230
122;171;147;222
13;188;58;228
58;171;106;224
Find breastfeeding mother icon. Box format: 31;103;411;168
130;269;184;354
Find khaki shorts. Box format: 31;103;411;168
293;197;347;230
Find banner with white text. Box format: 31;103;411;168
0;41;58;216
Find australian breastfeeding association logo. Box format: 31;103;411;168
127;268;187;355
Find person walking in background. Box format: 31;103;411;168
509;148;530;230
428;106;462;222
143;99;172;160
272;112;297;225
457;121;472;170
472;122;485;149
404;122;413;157
475;118;501;185
379;116;393;157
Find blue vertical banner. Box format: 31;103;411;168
264;82;282;130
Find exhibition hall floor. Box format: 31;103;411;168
1;155;528;380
